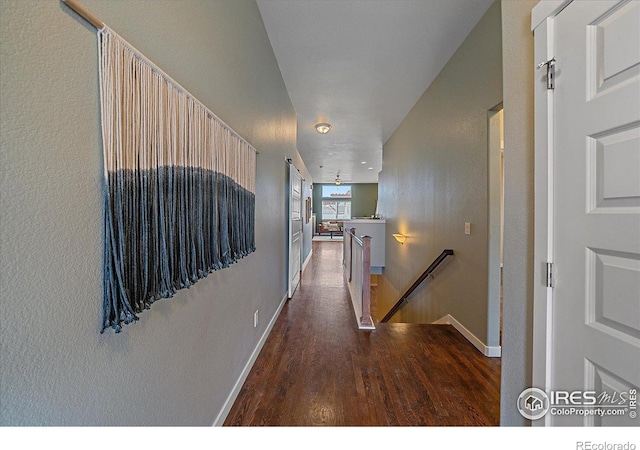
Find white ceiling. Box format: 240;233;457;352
256;0;494;184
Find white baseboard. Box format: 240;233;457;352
302;248;313;273
433;314;501;358
212;293;288;426
345;273;376;330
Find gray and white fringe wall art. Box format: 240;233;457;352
98;26;257;333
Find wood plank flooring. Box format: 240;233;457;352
224;241;501;426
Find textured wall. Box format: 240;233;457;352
0;0;299;425
377;1;502;345
351;184;378;218
499;0;538;426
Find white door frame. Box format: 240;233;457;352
287;159;303;298
487;105;503;354
531;0;573;427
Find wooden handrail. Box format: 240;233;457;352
380;249;454;322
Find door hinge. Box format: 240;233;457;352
546;262;554;288
537;58;556;90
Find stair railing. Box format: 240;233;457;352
380;249;454;322
343;227;374;329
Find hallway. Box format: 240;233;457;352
224;241;501;426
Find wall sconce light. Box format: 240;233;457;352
315;122;332;134
335;174;342;185
392;233;407;244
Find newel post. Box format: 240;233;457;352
349;227;356;282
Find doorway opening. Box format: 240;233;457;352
488;105;504;349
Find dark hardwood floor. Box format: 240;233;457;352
224;241;501;426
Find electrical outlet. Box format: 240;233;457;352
465;222;471;235
253;310;259;328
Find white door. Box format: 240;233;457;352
548;0;640;426
288;164;303;298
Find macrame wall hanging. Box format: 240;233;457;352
63;0;258;333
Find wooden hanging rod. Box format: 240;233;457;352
63;0;104;30
61;0;259;156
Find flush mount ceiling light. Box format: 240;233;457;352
315;122;332;134
335;174;342;185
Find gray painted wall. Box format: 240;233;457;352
499;0;538;426
351;184;379;218
377;1;503;346
0;0;300;425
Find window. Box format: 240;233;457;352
321;200;351;220
321;185;351;198
321;185;351;220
